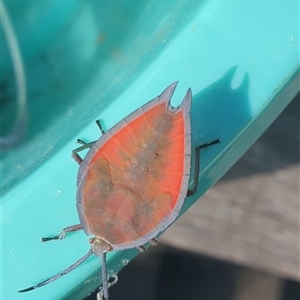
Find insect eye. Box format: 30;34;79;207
89;238;94;244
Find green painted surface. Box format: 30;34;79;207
1;0;299;299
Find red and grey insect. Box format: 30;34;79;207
19;82;220;299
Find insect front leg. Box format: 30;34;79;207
187;138;220;197
41;224;83;242
136;237;158;252
72;119;106;164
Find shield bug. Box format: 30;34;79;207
19;82;220;299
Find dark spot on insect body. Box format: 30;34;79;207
130;214;142;228
130;202;154;232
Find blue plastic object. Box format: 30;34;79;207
1;0;299;299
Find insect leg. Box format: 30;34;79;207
149;238;158;246
71;120;106;164
135;237;158;252
41;224;83;242
95;119;105;135
72;142;96;164
136;245;146;252
187;138;220;197
18;248;93;292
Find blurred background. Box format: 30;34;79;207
87;93;299;300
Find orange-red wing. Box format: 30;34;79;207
77;82;191;249
77;156;173;247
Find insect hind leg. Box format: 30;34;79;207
72;120;106;164
95;119;105;135
187;138;220;197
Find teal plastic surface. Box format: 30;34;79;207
1;0;299;299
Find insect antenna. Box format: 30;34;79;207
100;252;109;300
18;248;93;292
